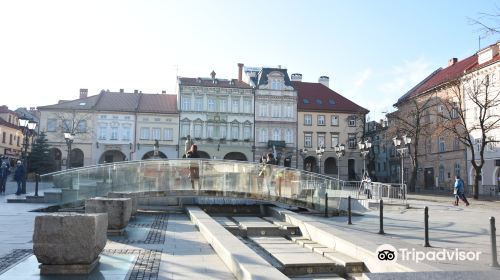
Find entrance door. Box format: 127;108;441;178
348;159;355;180
424;168;434;189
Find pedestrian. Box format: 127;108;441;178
186;144;200;190
0;162;10;194
453;175;470;206
14;160;25;195
266;153;277;165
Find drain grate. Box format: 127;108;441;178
103;249;162;280
112;213;169;244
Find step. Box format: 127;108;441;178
262;216;301;235
303;242;329;251
233;216;283;236
212;216;241;235
323;252;365;273
291;274;345;280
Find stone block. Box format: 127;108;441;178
85;197;132;234
108;192;138;216
32;213;107;274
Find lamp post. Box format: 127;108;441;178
299;148;308;170
393;134;411;188
316;145;325;174
64;132;75;170
358;139;372;179
334;144;345;184
19;115;37;194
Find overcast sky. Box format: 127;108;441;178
1;0;498;121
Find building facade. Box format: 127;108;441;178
366;120;391;183
177;68;254;160
292;77;368;180
0;106;25;166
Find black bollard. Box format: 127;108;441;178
490;217;500;267
324;193;328;217
35;173;39;197
424;206;431;247
378;199;384;234
348;195;352;225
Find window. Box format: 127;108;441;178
9;134;12;145
111;127;118;140
438;165;445;183
272;104;280;118
331;134;339;148
194;124;202;138
304;133;312;148
220;99;227;112
17;136;20;147
47;119;57;132
285;129;293;143
453;137;460;150
438;136;445;152
208;98;215;111
260;128;268;143
232;99;239;113
454;163;461;178
348;133;357;149
231;124;239;139
77;120;87;133
451;107;459;119
304;114;312;125
317;134;325;148
317;115;325;125
63;120;72;132
140;127;150;140
207;125;214;138
182;97;191;111
271;79;282;90
488;136;497;151
162;128;173;141
426;138;432;153
286;105;293;118
2;132;5;143
181;123;190;137
152;128;161;140
195;98;203;111
348;117;356;127
154;118;161;122
99;127;107;140
220;125;227;139
331;115;339;126
122;127;131;141
100;115;107;119
259;103;267;117
244;126;251;140
383;162;387;171
273;129;280;141
243;99;251;113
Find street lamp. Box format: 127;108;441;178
393;134;411;187
334;144;345;183
64;132;75;170
19;115;37;194
358;139;372;179
316;145;325;174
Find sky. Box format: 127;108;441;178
1;0;498;121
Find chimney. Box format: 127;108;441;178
161;90;166;94
134;89;139;94
119;89;124;93
318;76;330;88
79;88;88;99
291;73;302;82
237;63;244;82
210;70;216;80
448;58;458;66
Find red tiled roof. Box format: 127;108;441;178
179;77;252;89
138;94;177;114
292;81;369;114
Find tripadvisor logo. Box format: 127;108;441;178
376;244;482;264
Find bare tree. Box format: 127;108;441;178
439;74;500;199
54;110;93;139
390;95;434;192
468;6;500;39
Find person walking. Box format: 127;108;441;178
14;160;26;195
186;144;200;190
453;175;470;206
0;162;10;194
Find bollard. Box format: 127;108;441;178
35;173;39;197
324;193;328;217
378;199;384;234
424;206;431;247
490;217;500;267
348;195;352;225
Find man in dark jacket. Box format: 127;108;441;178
14;161;25;195
0;162;10;194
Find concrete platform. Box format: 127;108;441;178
233;216;283;236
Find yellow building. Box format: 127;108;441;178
0;106;24;166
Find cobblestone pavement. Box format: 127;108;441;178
104;249;162;280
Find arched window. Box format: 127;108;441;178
285;129;293;143
260;128;267;143
273;129;280;141
439;165;445;183
455;163;461;177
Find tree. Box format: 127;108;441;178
439;73;500;199
468;7;500;39
29;132;56;174
390;95;434;192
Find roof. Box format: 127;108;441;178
292;81;369;114
138;94;177;114
0;117;20;130
93;92;141;112
0;105;17;115
179;78;252;89
38;95;100;110
397;44;500;104
256;68;293;87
